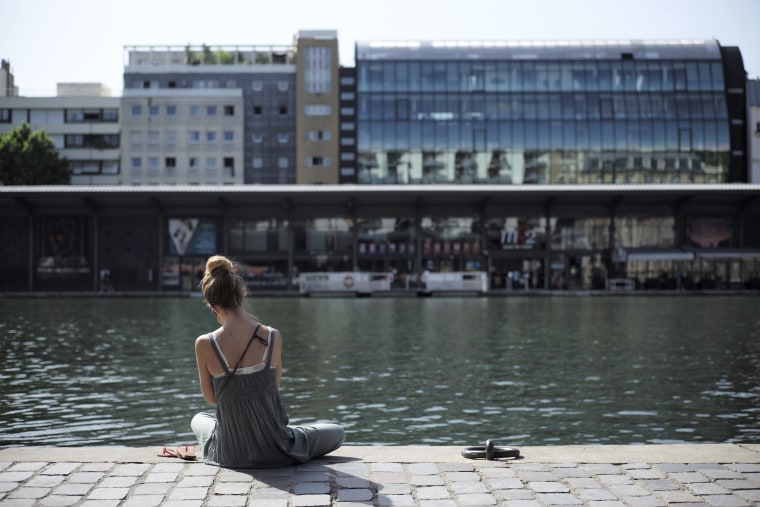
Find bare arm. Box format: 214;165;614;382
195;335;217;406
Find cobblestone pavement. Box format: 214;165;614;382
0;445;758;506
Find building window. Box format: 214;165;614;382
165;130;177;145
252;133;264;143
130;105;142;116
188;131;200;144
278;106;288;115
148;131;160;144
189;105;200;117
278;157;288;169
251;81;263;92
341;152;356;161
223;131;234;143
0;108;11;122
304;105;331;116
206;131;217;143
206;157;217;169
306;130;331;141
102;109;118;122
305;156;331;167
252;157;263;169
223;157;234;169
189;157;199;170
130;157;142;169
277;133;289;143
147;157;159;170
304;46;331;94
129;131;142;145
224;105;235;116
341;137;355;146
149;105;159;117
340;107;355;115
253;105;263;115
341;122;355;131
340;92;355;100
340;76;355;86
166;105;177;117
165;157;176;168
277;81;289;92
207;105;217;116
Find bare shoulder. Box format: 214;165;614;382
195;333;212;350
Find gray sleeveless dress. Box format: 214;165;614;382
201;327;344;468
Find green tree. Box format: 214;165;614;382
0;123;71;185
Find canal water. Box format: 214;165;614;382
1;296;758;448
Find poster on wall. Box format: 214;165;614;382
168;218;217;255
686;217;732;248
37;216;91;278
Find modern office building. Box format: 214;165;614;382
1;59;17;97
749;79;760;183
349;39;747;185
0;86;121;184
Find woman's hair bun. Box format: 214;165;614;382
206;255;233;277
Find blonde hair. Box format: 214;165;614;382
200;255;246;310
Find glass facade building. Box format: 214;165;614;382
353;39;747;185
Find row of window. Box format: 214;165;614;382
130;156;235;170
358;92;729;122
357;60;726;93
65;109;119;123
129;104;236;117
64;134;120;149
132;80;292;92
126;130;334;145
358;119;731;152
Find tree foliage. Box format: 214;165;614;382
0;123;71;185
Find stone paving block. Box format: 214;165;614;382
688;481;731;495
80;500;120;507
535;492;582;504
78;462;112;472
669;471;710;483
207;494;248;506
291;493;332;506
438;463;473;472
564;477;601;489
418;500;456;507
151;462;185;473
177;474;214;487
294;481;330;494
377;493;415;505
654;463;692;473
132;482;173;495
415;485;450;500
0;472;34;482
727;464;760;473
377;482;411;495
622;496;667;507
628;468;665;479
517;470;558;482
143;471;178;482
6;463;45;472
528;481;569;493
456;492;498;505
51;483;92;496
98;475;138;488
24;475;64;488
622;463;652;470
638;478;680;490
8;487;51;499
66;472;104;484
702;469;745;480
584;464;622;475
450;480;488;494
0;482;20;493
408;463;438;475
0;462;11;472
410;474;443;486
296;471;332;482
122;494;164;507
250;486;291;499
38;494;82;506
217;468;253;482
478;466;516;478
182;463;218;476
86;487;130;500
656;489;704;503
552;466;592;478
41;463;80;476
168;486;210;500
702;494;751;506
485;476;523;489
737;488;760;502
249;500;288;507
336;476;371;488
577;488;617;501
598;474;633;485
161;501;202;507
337;488;373;501
212;481;250;495
444;471;480;482
496;500;542;507
513;463;551;472
109;463;150;476
717;479;758;490
609;484;650;497
372;471;409;484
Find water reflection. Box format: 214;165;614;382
1;296;758;447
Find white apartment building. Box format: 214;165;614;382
120;89;244;185
0;89;121;184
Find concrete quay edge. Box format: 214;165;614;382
1;443;759;465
